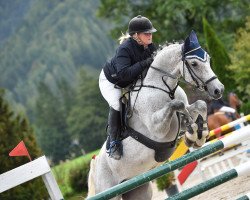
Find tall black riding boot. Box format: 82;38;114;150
106;107;123;160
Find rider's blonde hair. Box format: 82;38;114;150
118;32;144;46
118;32;131;44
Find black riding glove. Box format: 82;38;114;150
140;57;154;69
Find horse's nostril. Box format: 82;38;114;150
214;89;220;95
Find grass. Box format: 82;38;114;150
52;149;100;198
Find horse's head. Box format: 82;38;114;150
181;30;224;99
228;92;242;110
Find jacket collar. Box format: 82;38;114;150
130;37;148;52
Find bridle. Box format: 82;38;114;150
182;60;218;90
181;46;218;91
124;45;218;116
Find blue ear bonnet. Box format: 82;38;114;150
183;30;207;62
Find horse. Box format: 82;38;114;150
207;92;242;139
87;31;224;200
228;92;242;118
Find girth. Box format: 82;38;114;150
122;127;177;162
119;81;181;163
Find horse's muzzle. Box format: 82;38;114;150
212;85;224;99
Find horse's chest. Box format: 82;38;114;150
120;138;160;172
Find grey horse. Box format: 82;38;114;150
87;31;224;200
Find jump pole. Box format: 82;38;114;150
237;193;250;200
87;125;250;200
170;114;250;161
166;160;250;200
209;114;250;138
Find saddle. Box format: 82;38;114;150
118;92;180;162
214;111;237;121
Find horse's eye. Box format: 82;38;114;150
191;61;197;67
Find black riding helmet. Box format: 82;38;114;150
128;15;157;35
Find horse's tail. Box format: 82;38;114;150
87;156;97;197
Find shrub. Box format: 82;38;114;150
156;171;175;191
68;160;91;193
241;102;250;116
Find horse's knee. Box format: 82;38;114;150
195;100;207;113
170;99;185;111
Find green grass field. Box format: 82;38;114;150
52;149;100;199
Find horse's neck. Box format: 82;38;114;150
144;44;182;88
128;44;183;142
229;96;237;110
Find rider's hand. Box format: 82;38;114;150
140;57;154;69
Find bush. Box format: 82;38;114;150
68;160;91;193
156;171;175;191
241;102;250;116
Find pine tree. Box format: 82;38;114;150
34;82;72;164
0;89;48;199
67;69;108;152
203;17;236;95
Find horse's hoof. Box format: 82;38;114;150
107;143;123;160
110;153;122;160
193;142;203;149
184;135;194;147
193;138;206;149
185;128;198;142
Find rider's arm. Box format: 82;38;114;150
115;48;152;85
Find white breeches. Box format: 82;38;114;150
219;106;236;113
99;70;121;111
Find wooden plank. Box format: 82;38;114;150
42;172;64;200
0;156;50;193
170;139;189;161
177;161;198;185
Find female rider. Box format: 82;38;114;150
99;15;157;160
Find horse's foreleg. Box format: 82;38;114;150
185;100;209;148
149;99;187;135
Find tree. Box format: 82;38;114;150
228;17;250;102
203;17;236;95
33;82;72;164
67;69;108;152
98;0;250;47
0;89;48;199
0;0;114;121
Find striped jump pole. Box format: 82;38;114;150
87;125;250;200
170;114;250;162
166;160;250;200
209;114;250;138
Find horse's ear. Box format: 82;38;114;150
189;30;199;44
183;34;190;54
183;30;201;55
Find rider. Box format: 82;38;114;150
99;15;157;160
207;97;235;115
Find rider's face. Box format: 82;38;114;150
137;32;153;46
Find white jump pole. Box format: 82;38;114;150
0;156;63;200
166;160;250;200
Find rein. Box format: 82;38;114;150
183;60;218;91
181;46;218;91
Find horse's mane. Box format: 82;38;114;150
153;40;184;58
